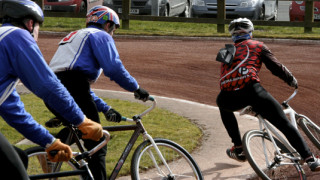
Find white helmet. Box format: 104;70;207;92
228;18;254;35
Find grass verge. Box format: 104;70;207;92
41;17;320;40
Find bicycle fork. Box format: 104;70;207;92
259;116;301;169
143;132;174;178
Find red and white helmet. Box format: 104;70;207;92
228;18;254;35
86;5;120;28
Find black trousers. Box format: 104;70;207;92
0;132;29;180
216;83;312;159
46;71;107;180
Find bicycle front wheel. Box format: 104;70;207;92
131;138;203;180
25;146;82;180
299;117;320;150
243;130;306;180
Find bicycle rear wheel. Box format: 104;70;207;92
131;138;203;180
299;117;320;150
242;130;306;180
25;146;81;180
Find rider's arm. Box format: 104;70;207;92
91;33;139;92
260;44;296;86
90;89;111;112
0;90;55;147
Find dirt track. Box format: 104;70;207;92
38;33;320;179
38;33;320;125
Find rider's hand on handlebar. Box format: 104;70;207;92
45;139;72;162
78;117;103;141
288;76;298;88
104;108;122;123
134;87;149;102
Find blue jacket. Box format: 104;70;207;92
0;24;84;147
49;25;139;112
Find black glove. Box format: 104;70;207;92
288;76;298;88
104;108;122;123
134;88;149;102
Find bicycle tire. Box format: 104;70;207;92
25;146;82;180
131;138;203;180
299;117;320;150
242;130;306;180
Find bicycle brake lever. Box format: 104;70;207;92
75;152;90;161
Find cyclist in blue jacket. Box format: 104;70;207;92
47;5;149;179
0;1;103;179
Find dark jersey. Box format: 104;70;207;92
219;39;295;91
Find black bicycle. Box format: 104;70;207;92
25;96;203;180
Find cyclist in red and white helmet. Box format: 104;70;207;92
216;17;320;172
0;0;103;179
47;5;149;179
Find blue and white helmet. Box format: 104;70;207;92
1;0;44;24
228;18;254;35
86;5;120;28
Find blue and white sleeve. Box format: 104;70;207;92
0;90;54;147
90;89;111;113
92;35;139;92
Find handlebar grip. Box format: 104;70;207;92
148;96;154;101
121;116;127;121
49;150;58;157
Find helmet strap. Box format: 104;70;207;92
232;32;252;43
14;18;35;36
107;23;116;34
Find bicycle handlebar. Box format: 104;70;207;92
87;130;110;156
50;130;110;159
121;96;156;122
282;88;298;107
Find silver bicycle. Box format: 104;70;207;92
241;88;320;180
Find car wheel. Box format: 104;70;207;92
271;2;278;21
80;0;87;13
255;5;265;20
163;5;169;17
180;2;191;18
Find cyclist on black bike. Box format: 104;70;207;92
216;17;320;172
0;1;103;179
45;5;149;179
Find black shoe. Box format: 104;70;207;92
226;146;246;162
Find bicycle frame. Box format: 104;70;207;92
241;89;303;167
36;96;174;180
104;96;173;180
256;114;301;164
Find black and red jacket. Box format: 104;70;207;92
219;39;295;91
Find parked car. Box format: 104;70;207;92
44;0;87;13
103;0;191;17
191;0;278;20
289;1;320;21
